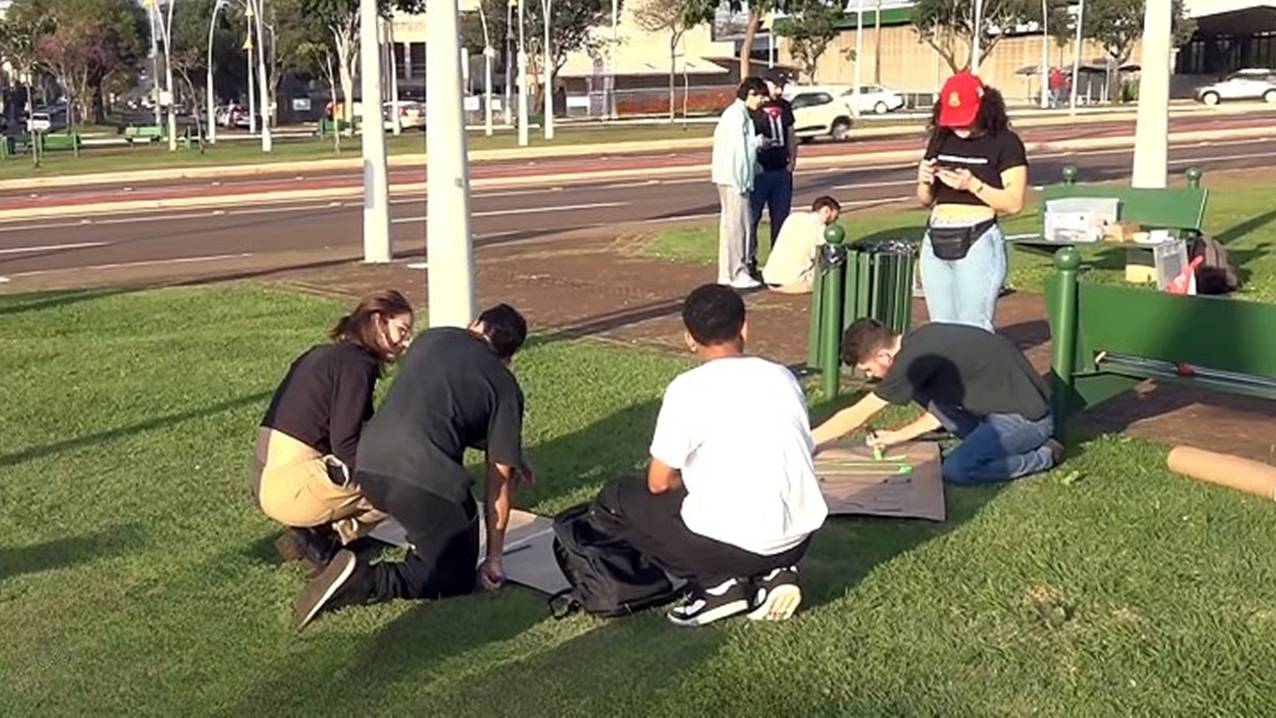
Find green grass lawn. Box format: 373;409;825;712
2;285;1275;714
643;183;1276;303
0;123;713;181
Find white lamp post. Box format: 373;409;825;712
207;0;228;144
1131;0;1171;188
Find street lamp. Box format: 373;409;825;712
245;3;256;134
852;0;863;119
1040;0;1049;109
247;0;272;151
359;0;390;262
207;0;228;145
517;0;528;146
478;1;494;136
542;0;553;140
1070;0;1084;115
971;0;984;73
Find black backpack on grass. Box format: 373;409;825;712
1189;235;1241;295
548;483;679;619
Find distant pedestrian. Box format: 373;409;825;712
750;70;798;273
1048;67;1064;107
916;72;1027;331
712;76;768;289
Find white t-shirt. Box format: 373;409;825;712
649;356;829;555
762;211;826;288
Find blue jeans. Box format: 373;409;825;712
928;402;1055;485
919;222;1006;332
750;170;793;265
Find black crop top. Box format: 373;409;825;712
925;129;1028;207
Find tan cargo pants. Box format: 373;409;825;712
250;428;386;544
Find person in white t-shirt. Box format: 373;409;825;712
611;283;828;627
762;195;842;294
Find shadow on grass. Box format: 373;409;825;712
0;524;144;582
0;288;138;316
0;391;272;469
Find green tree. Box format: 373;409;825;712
686;0;790;80
0;9;49;117
774;0;843;82
634;0;697;121
911;0;1033;73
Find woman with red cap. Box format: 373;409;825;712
915;72;1027;332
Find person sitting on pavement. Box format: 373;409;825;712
812;318;1063;484
253;290;414;576
713;76;769;290
762;195;842;294
292;304;534;630
608;284;828;626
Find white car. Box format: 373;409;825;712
841;85;906;114
1195;69;1276;105
787;88;854;142
27;112;52;133
384;101;426;130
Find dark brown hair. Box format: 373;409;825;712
330;289;413;361
841;318;898;366
926;85;1011;155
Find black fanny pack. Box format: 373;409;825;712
927;218;996;261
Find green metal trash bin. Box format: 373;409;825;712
807;238;917;375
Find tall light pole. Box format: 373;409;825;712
542;0;554;140
505;0;515;125
157;0;178;151
426;0;477;327
245;4;256;134
1040;0;1050;109
250;0;272;151
148;1;162;127
359;0;391;263
1070;0;1084;115
971;0;984;73
386;18;402;136
852;0;863;118
517;0;529;145
609;0;618;119
1131;0;1171;188
478;1;495;136
207;0;227;144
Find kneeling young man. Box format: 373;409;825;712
812;319;1062;483
293;305;533;629
614;284;828;626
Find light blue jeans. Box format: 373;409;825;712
928;402;1056;485
919;222;1006;332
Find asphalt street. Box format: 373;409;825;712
3;121;1276;286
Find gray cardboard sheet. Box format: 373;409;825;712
815;441;946;522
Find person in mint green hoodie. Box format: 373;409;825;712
713;77;768;289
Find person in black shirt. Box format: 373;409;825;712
811;318;1062;484
253;290;414;576
750;70;798;276
916;72;1027;332
294;304;534;629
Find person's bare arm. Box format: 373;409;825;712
647;457;683;495
811;393;891;451
867;412;943;450
937;165;1027;215
916;160;937;206
479;460;517;590
786;125;798;172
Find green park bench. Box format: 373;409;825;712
1045;245;1276;444
124;125;165;145
39;132;82;152
1015;165;1209;284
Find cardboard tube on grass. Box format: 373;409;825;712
1167;447;1276;501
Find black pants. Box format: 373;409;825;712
608;476;809;591
352;474;480;603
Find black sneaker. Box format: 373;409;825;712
275;526;339;578
666;578;751;627
293;549;359;630
747;566;802;622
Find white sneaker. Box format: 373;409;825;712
729;275;762;290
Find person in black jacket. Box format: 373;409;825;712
252;290;414;576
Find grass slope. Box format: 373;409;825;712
1;287;1274;715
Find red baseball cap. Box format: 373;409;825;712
937;72;985;128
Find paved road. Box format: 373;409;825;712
3;131;1276;287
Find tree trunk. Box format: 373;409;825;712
668;37;676;122
738;9;761;80
874;0;883;85
325;51;341;153
92;81;106;124
334;29;357;136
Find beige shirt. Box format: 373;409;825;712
762;211;826;289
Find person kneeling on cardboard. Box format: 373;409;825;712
812;319;1063;483
611;284;828;626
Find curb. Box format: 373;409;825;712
2;126;1273;223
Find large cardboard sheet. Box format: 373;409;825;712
815;441;946;522
367;508;570;595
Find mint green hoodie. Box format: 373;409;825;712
711;99;758;193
